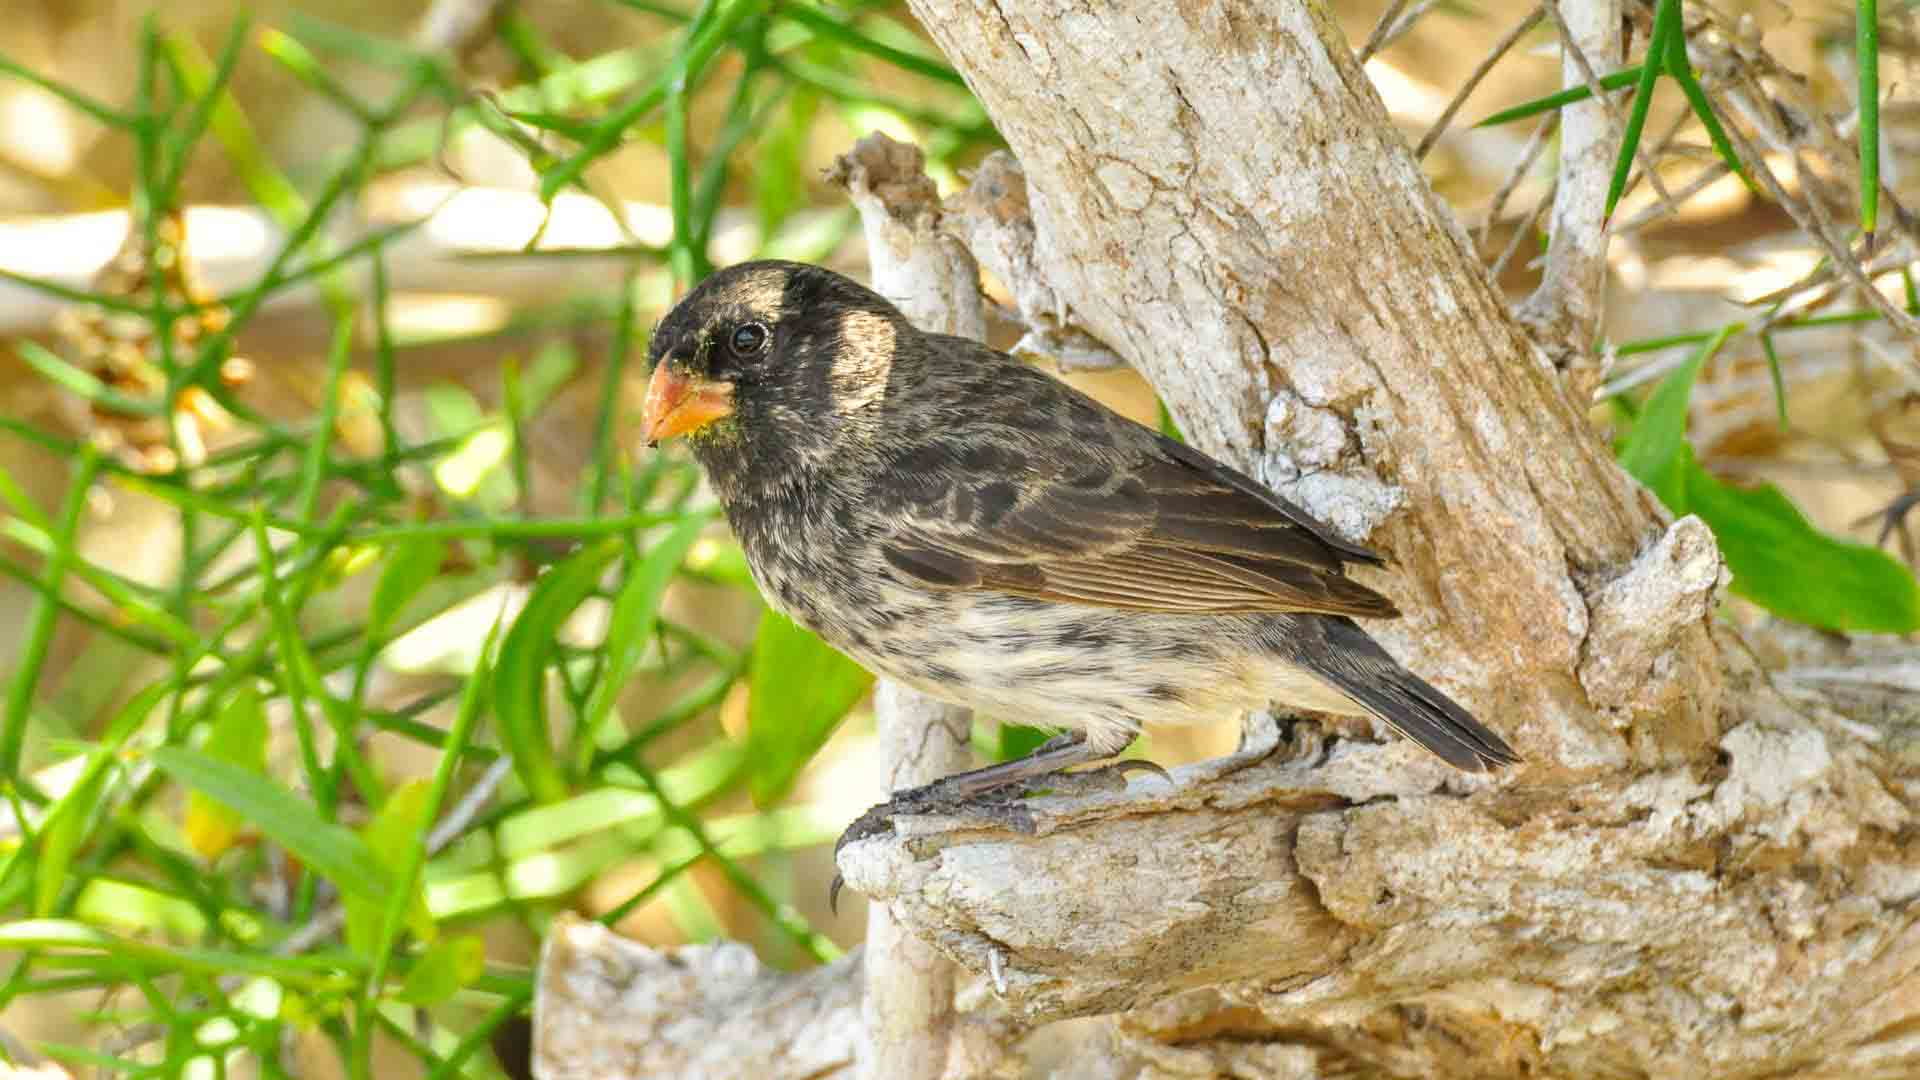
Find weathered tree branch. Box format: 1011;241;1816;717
1515;0;1623;383
828;134;985;1080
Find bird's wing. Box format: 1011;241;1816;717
872;389;1398;618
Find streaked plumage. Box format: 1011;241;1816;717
641;260;1517;852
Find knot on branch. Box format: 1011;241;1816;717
1577;515;1726;727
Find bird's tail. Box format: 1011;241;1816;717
1295;617;1520;772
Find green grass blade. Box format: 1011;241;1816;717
0;51;136;127
1;445;98;782
148;746;393;902
1759;331;1788;429
1858;0;1880;242
777;4;968;87
1476;65;1643;126
1606;0;1676;222
17;342;162;416
578;515;709;768
538;0;761;202
1661;16;1753;195
744;609;873;807
494;539;622;803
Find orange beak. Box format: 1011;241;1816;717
641;362;734;445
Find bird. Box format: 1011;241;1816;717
640;259;1518;878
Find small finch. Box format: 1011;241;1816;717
641;260;1517;879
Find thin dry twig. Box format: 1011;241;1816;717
1358;0;1418;62
1491;179;1557;282
1365;0;1444;60
1481;111;1560;247
1416;7;1546;160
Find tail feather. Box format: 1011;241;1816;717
1302;618;1520;772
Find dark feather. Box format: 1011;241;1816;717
872;351;1398;618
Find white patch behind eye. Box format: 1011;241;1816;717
832;310;896;415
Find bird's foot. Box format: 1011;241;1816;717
827;760;1173;912
834;779;1037;858
1022;758;1173;798
830;780;1037;913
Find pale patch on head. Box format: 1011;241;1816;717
831;310;896;415
704;268;790;325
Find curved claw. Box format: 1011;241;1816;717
1108;758;1174;787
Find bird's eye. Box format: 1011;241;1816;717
728;323;769;358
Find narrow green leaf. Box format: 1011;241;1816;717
756;89;819;236
0;918;362;987
1605;0;1676;221
579;516;710;764
1616;323;1739;508
0;53;135;127
538;0;760;202
745;609;874;806
345;780;437;959
1476;64;1644;127
149;746;392;902
184;684;269;859
1858;0;1880;240
258;26;372;119
494;539;621;803
369;536;447;636
395;933;485;1004
34;766;108;918
777;5;967;87
1759;332;1788;430
4;681;164;913
1661;19;1754;195
16;342;160;416
366;622;495;1023
1685;452;1920;633
1157;398;1186;444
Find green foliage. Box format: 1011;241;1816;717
745;609;875;807
150;746;395;902
493;539;623;804
1616;332;1920;634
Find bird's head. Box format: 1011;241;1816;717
642;260;906;487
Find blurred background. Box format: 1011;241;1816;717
0;0;1915;1076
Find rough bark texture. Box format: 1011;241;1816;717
531;3;1920;1077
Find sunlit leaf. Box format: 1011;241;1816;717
756;88;819;235
184;684;269;860
31;682;169;914
495;539;621;803
1685;451;1920;633
394;933;485;1004
345;780;437;959
1616;324;1737;507
369;536;448;636
150;746;391;902
580;516;709;760
745;609;873;807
